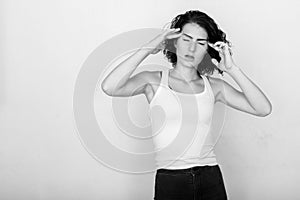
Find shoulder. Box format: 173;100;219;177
206;75;226;101
206;76;224;89
137;70;163;84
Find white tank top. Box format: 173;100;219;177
148;68;218;169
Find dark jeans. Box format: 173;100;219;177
154;165;227;200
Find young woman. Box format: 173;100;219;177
101;10;272;200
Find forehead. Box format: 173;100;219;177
181;23;208;39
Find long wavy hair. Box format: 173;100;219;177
163;10;231;76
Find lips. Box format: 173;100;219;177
185;55;195;60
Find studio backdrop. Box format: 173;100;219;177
1;0;299;199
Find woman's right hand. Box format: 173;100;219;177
148;28;183;54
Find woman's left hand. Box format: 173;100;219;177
209;41;238;72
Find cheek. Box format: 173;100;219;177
176;44;188;54
176;41;187;50
195;46;208;60
198;44;208;52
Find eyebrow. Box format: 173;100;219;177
182;33;208;41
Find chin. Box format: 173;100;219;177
187;61;200;68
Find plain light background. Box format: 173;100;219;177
1;0;300;199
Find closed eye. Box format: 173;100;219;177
183;38;205;45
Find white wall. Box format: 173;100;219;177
1;0;300;199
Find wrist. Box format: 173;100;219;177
139;42;157;55
144;38;164;55
226;64;241;77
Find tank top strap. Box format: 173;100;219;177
201;74;209;86
201;75;215;100
161;68;170;87
161;69;214;101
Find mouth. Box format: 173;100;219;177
185;55;195;60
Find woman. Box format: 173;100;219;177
101;10;272;200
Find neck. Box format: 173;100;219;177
171;64;199;82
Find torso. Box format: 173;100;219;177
144;70;219;104
147;69;218;169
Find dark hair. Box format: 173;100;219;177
162;10;231;76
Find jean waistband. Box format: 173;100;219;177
156;165;218;175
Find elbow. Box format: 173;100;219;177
101;83;123;97
257;111;271;117
256;104;272;117
101;83;113;96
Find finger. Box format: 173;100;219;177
166;28;180;32
211;58;219;66
209;41;224;48
162;22;171;30
220;43;232;55
220;43;227;50
162;27;177;34
216;42;231;52
166;32;183;39
162;24;175;31
215;44;226;52
208;43;219;51
208;42;214;48
163;28;180;36
214;41;226;47
216;43;232;55
169;28;181;33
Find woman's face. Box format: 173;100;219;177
174;23;208;68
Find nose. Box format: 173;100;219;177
188;41;196;52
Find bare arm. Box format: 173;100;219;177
101;45;153;96
212;72;272;117
227;67;272;116
210;42;272;117
101;28;182;96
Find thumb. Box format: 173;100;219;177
211;58;219;66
